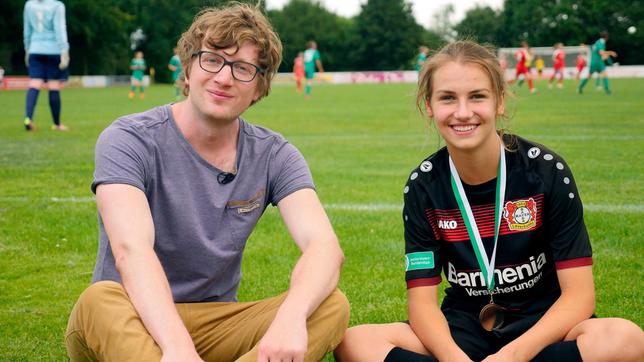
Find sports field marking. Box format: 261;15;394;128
524;134;644;141
1;197;641;213
325;203;644;213
286;133;644;141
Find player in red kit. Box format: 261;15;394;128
549;43;565;89
512;41;536;93
575;51;587;81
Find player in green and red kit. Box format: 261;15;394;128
129;51;146;99
578;32;617;95
168;47;183;100
303;41;323;98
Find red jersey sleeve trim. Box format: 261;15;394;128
555;257;593;270
406;276;442;289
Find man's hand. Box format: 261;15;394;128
59;50;70;70
257;312;308;362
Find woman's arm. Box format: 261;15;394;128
408;285;473;362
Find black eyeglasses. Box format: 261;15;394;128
192;51;265;82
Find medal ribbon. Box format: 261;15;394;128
449;139;506;291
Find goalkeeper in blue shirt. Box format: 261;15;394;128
23;0;70;131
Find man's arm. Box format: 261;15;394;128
256;188;344;362
483;266;594;361
315;59;324;73
96;184;203;362
408;285;473;362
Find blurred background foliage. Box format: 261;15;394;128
1;0;642;82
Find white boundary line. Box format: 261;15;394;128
286;134;644;141
0;197;642;213
325;203;644;214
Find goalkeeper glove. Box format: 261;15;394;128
59;50;70;70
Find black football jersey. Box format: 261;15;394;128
403;135;592;315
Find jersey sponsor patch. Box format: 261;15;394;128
426;194;544;242
406;251;434;271
447;252;547;294
503;198;537;231
438;219;458;230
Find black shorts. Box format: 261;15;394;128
441;306;541;360
442;307;591;361
28;54;69;81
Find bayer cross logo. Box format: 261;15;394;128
513;206;532;224
503;198;538;231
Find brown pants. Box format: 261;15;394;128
65;281;349;361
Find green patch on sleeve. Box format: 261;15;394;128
405;251;435;271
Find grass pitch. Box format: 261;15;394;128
0;78;642;359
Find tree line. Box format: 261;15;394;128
1;0;641;83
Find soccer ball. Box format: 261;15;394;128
627;26;637;34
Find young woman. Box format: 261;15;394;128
335;40;644;362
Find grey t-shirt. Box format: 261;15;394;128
91;104;314;302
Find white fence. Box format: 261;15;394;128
3;67;643;90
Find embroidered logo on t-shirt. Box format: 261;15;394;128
503;198;537;231
238;202;260;214
227;189;265;214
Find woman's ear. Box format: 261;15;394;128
425;98;434;117
497;95;505;116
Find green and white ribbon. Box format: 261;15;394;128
449;139;506;291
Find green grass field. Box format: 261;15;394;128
1;78;643;360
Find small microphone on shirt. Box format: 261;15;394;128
217;172;236;185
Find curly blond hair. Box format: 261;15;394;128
176;2;282;104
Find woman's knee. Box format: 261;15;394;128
576;318;644;362
335;325;391;362
47;80;61;90
335;323;422;362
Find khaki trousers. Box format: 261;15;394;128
65;281;349;362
